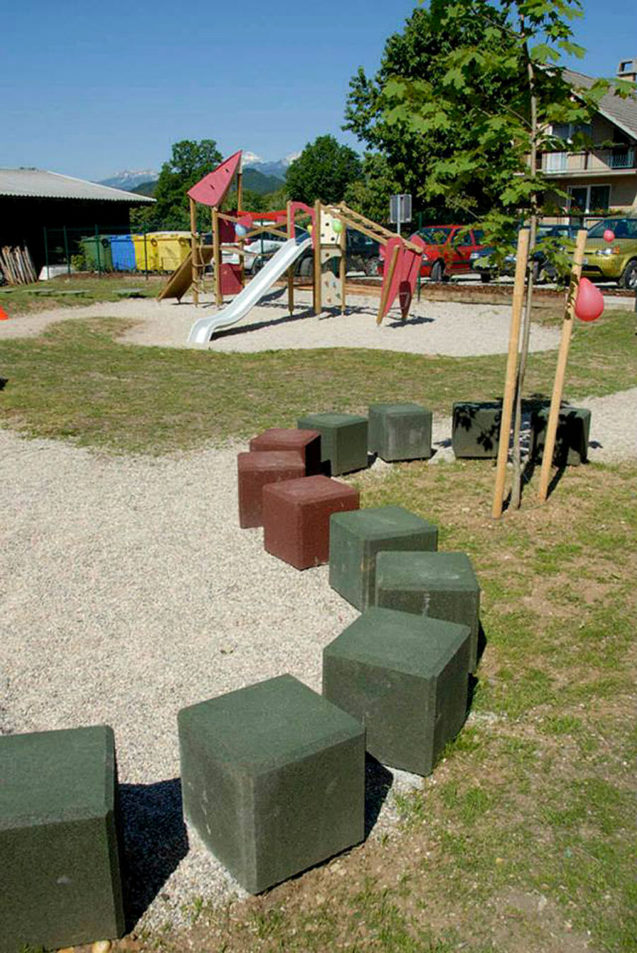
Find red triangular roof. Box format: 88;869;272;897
187;150;242;207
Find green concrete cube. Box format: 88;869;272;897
178;674;365;894
452;401;502;458
375;552;481;672
0;726;125;953
297;412;368;475
530;405;591;466
329;505;438;611
368;402;433;461
323;608;471;776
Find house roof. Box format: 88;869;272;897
0;168;155;202
563;68;637;140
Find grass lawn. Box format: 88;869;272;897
0;274;163;315
0;308;635;455
3;301;635;953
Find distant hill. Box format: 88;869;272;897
132;180;157;197
99;169;158;191
242;168;284;195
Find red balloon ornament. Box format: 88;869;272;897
603;229;615;243
575;277;604;322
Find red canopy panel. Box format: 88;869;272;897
187;150;243;207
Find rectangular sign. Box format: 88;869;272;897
389;194;412;224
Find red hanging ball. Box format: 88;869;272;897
603;229;615;243
575;276;604;322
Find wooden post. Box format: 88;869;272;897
189;197;199;306
212;205;222;307
287;200;294;316
492;228;531;518
377;244;400;325
339;212;347;315
313;200;322;315
537;228;588;502
236;170;245;289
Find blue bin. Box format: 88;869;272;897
109;234;136;272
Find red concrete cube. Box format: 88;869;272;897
238;452;306;529
262;476;360;570
249;428;322;475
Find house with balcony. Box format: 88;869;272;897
543;58;637;221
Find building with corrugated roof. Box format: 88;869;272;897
0;168;155;270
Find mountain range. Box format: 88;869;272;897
98;152;300;196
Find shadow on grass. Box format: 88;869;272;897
119;777;188;930
365;754;394;838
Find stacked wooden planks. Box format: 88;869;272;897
0;246;38;285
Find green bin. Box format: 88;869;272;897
79;235;113;272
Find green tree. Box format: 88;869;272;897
376;0;630;507
132;139;223;231
343;153;400;224
285;135;362;204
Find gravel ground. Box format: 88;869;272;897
2;289;634;932
6;289;561;356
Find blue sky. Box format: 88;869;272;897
3;0;635;181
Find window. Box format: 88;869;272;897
568;185;610;214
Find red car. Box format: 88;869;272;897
411;225;487;281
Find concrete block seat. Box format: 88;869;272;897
530;406;591;466
237;451;305;528
263;475;359;569
0;726;125;953
249;428;322;475
368;402;433;462
452;401;502;459
297;412;368;475
323;608;471;776
375;551;481;673
329;505;438;611
178;674;365;894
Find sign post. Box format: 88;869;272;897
389;194;412;237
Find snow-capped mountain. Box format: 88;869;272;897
242;152;300;179
99;170;158;190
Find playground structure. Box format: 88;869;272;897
157;151;426;346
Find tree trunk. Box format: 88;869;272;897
510;18;538;510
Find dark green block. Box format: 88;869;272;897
178;674;365;894
323;608;470;776
297;412;368;475
452;401;502;458
375;552;481;673
368;402;433;461
329;505;438;612
0;726;125;953
530;406;591;466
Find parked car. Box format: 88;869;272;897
404;225;487;281
580;217;637;289
295;229;381;278
471;224;581;283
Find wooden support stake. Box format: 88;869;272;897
339;210;347;314
492;228;531;518
189;197;199;306
212;205;222;307
377;244;400;325
287;200;294;316
313;200;322;315
537;229;588;503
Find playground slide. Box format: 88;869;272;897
158;246;214;301
187;235;312;345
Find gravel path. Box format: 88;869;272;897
5;289;561;356
2;289;634;932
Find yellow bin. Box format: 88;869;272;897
148;231;191;272
132;234;156;272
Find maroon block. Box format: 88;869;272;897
238;452;306;529
249;428;322;475
262;476;360;570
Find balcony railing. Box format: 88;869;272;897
543;148;636;173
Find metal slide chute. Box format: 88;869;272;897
187;235;312;346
